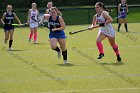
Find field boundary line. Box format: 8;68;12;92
39;87;140;93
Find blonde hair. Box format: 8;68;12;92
47;2;53;7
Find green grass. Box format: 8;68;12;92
0;23;140;93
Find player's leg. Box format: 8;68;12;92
4;30;9;44
58;38;67;64
118;18;122;32
107;36;121;62
9;29;14;50
124;18;128;32
96;31;106;59
33;27;37;44
50;38;61;58
29;28;34;42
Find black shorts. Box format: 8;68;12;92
3;25;14;32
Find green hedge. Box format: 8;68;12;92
0;7;140;27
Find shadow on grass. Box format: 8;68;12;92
57;63;76;67
99;62;125;66
9;49;25;51
34;43;46;45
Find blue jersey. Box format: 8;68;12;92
48;16;66;38
4;12;14;31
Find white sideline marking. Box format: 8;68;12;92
39;87;140;93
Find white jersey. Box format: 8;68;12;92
30;9;38;23
29;9;39;28
96;11;115;37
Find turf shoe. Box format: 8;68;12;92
98;53;104;59
117;55;121;62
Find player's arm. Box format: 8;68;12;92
88;15;97;30
118;4;121;14
102;12;113;24
27;9;31;24
37;10;40;21
126;4;129;13
40;14;50;24
1;12;6;25
13;13;21;24
52;16;65;32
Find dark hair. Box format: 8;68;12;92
96;2;112;12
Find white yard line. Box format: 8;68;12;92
39;87;140;93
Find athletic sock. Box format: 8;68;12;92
96;42;104;54
53;47;60;52
62;50;67;60
9;40;13;48
29;32;33;39
34;33;37;42
118;23;121;32
112;44;120;56
124;23;128;32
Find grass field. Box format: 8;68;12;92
0;23;140;93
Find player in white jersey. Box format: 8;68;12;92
45;2;62;17
27;3;39;44
88;2;121;62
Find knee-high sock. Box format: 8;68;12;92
112;44;120;56
34;33;37;42
62;50;67;60
29;32;33;39
124;23;128;31
96;42;104;54
9;40;13;48
118;23;121;31
53;47;60;52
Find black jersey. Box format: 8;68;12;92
48;16;61;32
4;12;14;25
120;3;127;12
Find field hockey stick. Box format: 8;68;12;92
11;23;28;26
31;16;49;28
69;25;101;35
69;28;89;35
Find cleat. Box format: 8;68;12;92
28;39;31;42
58;51;61;59
8;47;13;51
98;53;104;59
64;60;68;64
34;41;37;44
117;55;121;62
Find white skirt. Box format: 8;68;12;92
29;22;39;28
99;24;115;37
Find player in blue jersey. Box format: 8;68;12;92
1;5;22;50
41;7;67;64
118;0;128;32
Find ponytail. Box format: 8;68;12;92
102;5;112;12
